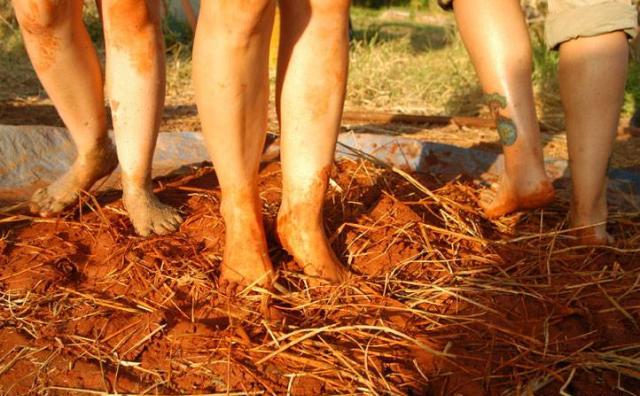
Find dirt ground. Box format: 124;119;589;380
1;156;639;395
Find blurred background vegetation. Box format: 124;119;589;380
0;0;638;131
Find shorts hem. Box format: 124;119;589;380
545;2;637;49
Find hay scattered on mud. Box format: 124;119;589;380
1;156;639;395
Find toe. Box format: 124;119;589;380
162;213;182;230
30;190;50;214
227;281;241;297
219;278;229;293
48;200;68;215
219;278;238;297
29;201;41;215
134;224;152;237
484;206;505;219
31;188;48;203
38;199;58;218
164;213;182;229
482;197;516;219
171;212;184;226
155;221;176;236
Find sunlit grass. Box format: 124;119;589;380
0;1;638;125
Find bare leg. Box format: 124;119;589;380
559;32;629;245
12;0;118;217
276;0;349;283
193;0;276;294
453;0;554;218
102;0;182;236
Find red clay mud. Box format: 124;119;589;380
1;160;639;395
106;0;161;74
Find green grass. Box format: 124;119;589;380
347;6;481;115
624;56;640;118
0;0;35;100
348;6;569;128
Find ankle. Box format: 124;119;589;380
503;155;546;177
122;173;152;192
78;134;112;155
221;191;263;222
278;200;323;227
570;198;608;227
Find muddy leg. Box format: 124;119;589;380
275;0;350;284
12;0;118;217
193;0;276;294
102;0;182;237
559;32;628;245
453;0;554;218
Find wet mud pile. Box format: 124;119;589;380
1;160;639;395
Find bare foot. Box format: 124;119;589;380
480;173;555;219
570;226;614;246
122;177;183;237
218;198;274;296
30;139;118;217
569;199;613;246
277;205;346;285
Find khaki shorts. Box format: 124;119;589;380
545;0;637;49
438;1;638;49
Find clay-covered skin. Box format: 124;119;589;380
193;0;349;290
451;1;555;220
277;208;346;284
569;194;613;246
122;176;183;237
218;193;274;295
480;173;555;219
477;74;555;219
15;0;181;238
30;139;118;217
13;0;64;72
103;0;182;237
570;226;614;246
106;0;160;75
275;0;350;285
277;167;346;285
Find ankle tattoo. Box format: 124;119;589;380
485;93;518;146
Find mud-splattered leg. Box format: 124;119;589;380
560;32;628;245
102;0;182;236
12;0;118;217
193;0;276;294
275;0;350;284
453;0;554;218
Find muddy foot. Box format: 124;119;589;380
277;207;346;285
570;226;614;246
122;179;183;237
570;203;613;246
480;175;555;219
218;202;274;296
30;139;119;217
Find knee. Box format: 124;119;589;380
201;0;275;42
104;0;161;38
308;0;350;18
303;0;350;35
13;0;67;35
